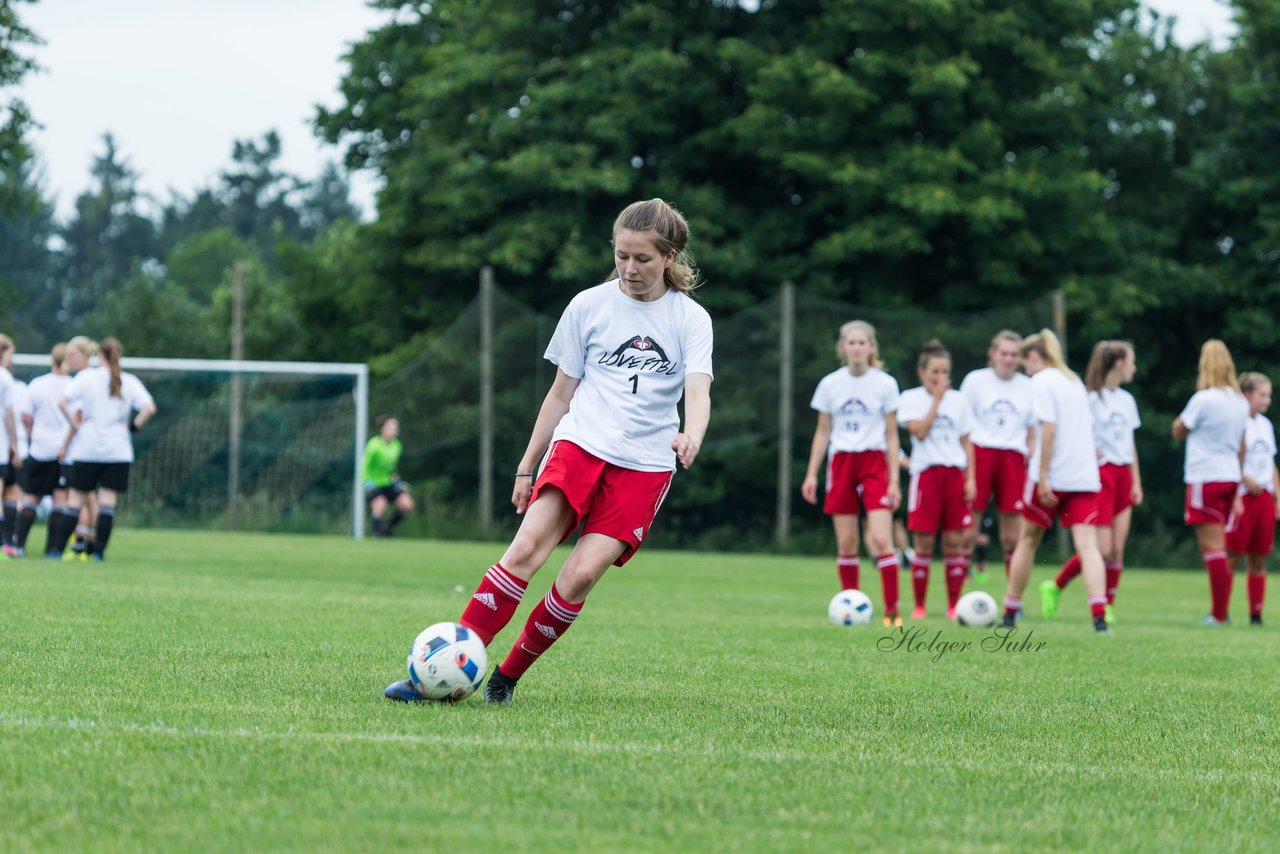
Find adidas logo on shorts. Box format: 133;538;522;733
535;621;557;640
633;527;645;541
474;592;496;610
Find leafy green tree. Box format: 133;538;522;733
0;0;38;213
0;158;56;347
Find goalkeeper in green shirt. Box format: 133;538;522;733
363;415;415;537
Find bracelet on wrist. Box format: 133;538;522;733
515;472;535;478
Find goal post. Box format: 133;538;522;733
11;354;370;539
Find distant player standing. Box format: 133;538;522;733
1001;330;1109;633
0;335;22;559
15;344;72;556
801;320;903;626
382;198;713;706
362;414;415;538
3;376;31;556
50;338;156;561
959;330;1034;583
1172;340;1249;626
1226;372;1277;626
898;339;975;620
1041;341;1143;619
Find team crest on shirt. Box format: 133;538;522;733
990;399;1018;427
599;335;678;375
837;398;871;416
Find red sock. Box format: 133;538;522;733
500;583;582;679
1003;595;1022;619
877;553;900;615
944;554;967;608
837;554;860;591
1055;553;1082;589
1247;573;1265;616
1105;561;1123;604
457;563;528;646
1088;595;1107;620
910;555;931;609
1203;550;1231;622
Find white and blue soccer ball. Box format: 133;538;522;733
828;589;874;626
407;621;488;701
955;591;998;628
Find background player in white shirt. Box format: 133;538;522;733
2;377;31;556
1002;329;1110;633
1042;340;1144;619
1172;339;1249;626
801;320;903;626
898;339;975;620
15;344;72;557
959;330;1034;583
50;338;156;561
1224;372;1275;626
384;198;713;707
0;335;23;559
52;337;100;559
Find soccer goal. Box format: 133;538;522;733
10;354;371;538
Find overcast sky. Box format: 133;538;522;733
14;0;1237;222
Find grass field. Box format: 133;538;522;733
1;529;1276;852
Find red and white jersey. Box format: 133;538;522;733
959;367;1034;452
24;372;72;461
65;366;155;463
1241;413;1277;492
1090;387;1140;466
810;366;899;454
1028;368;1100;492
544;281;714;473
898;387;972;474
1179;388;1249;484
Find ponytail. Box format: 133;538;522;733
100;337;124;398
1020;329;1078;383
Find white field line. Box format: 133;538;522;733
0;711;1272;786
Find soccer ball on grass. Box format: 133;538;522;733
407;621;488;701
828;589;874;626
955;591;998;628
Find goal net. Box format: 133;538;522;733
9;355;368;537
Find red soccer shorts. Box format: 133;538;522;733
972;445;1027;514
907;466;974;533
1184;481;1238;527
531;440;673;567
824;450;892;516
1021;480;1100;529
1095;462;1135;527
1226;491;1276;555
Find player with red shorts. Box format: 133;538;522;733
898;339;975;620
1042;341;1143;619
1225;372;1276;626
802;320;903;626
1173;340;1249;626
1002;330;1110;634
959;330;1034;582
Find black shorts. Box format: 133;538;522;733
20;458;66;497
69;461;131;493
0;463;10;486
365;482;407;503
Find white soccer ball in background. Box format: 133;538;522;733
955;591;999;628
828;589;874;626
407;621;488;701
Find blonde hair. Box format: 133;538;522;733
989;329;1022;351
68;335;99;359
51;343;67;371
1020;328;1078;383
611;199;700;295
1197;340;1239;392
1240;372;1271;395
836;320;881;368
0;334;12;358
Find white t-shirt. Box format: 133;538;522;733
1091;387;1141;466
1241;413;1277;492
9;381;30;460
544;281;714;473
65;367;155;463
0;366;13;450
1178;388;1249;484
959;367;1034;452
25;372;72;461
810;366;899;454
897;387;972;474
1028;368;1100;492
